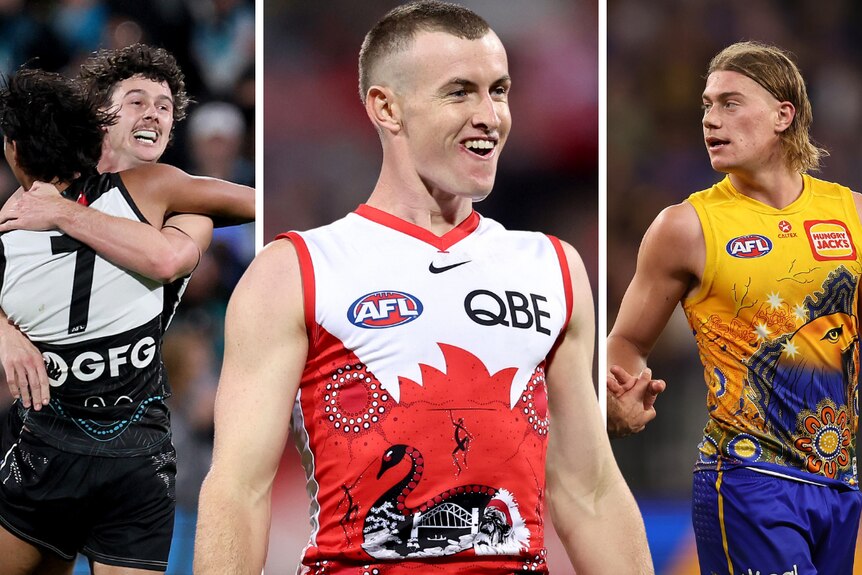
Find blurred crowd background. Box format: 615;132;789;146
0;1;255;573
263;0;597;572
609;0;862;572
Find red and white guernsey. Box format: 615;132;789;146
282;205;573;575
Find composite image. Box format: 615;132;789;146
1;1;862;575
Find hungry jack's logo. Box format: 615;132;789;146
805;220;856;261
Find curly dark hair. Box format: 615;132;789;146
0;68;115;183
79;43;189;123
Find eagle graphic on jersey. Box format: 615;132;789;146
745;266;858;482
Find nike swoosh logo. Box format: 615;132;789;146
429;260;471;274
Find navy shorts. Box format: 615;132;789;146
0;415;176;571
692;467;862;575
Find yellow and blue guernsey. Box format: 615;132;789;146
685;174;862;489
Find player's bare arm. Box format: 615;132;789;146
606;202;703;437
194;239;307;575
0;311;49;410
159;212;214;279
545;241;653;574
120;163;255;227
0;182;213;283
0;187;23;218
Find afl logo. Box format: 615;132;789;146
348;291;423;329
726;234;773;258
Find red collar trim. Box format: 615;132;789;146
354;204;480;251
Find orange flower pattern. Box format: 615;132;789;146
794;402;851;479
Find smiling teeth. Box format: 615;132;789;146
133;130;157;142
465;140;494;151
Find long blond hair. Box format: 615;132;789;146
709;41;827;172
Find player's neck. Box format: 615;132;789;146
367;178;474;237
727;165;804;210
20;175;71;193
98;156;131;173
98;152;156;174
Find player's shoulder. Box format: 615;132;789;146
253;236;301;271
117;162;187;180
648;201;701;245
806;173;854;195
847;190;862;223
231;238;302;305
793;174;862;221
475;213;555;246
115;163;185;191
288;211;361;243
119;162;182;177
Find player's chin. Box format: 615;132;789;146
708;156;730;173
463;179;496;203
133;143;166;161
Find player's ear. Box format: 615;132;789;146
4;138;20;166
775;101;795;134
365;85;402;135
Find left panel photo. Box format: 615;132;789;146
0;4;255;574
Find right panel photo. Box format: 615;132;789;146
607;2;862;574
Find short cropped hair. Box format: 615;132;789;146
358;0;490;102
0;68;114;183
708;41;827;173
80;43;190;123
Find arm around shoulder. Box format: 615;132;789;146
194;238;307;575
545;242;653;574
121;163;255;226
0;181;207;283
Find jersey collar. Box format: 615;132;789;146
354;204;481;251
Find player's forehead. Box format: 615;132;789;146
110;75;173;104
397;30;509;89
702;70;769;102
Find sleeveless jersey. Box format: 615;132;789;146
283;204;573;575
685;174;862;488
0;173;185;457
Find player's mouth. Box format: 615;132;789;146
133;129;158;145
462;138;497;158
706;136;729;150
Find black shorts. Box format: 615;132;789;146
0;414;176;571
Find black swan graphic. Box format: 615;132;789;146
362;444;527;559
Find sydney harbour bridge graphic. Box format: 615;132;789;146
407;502;480;546
362;444;526;559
